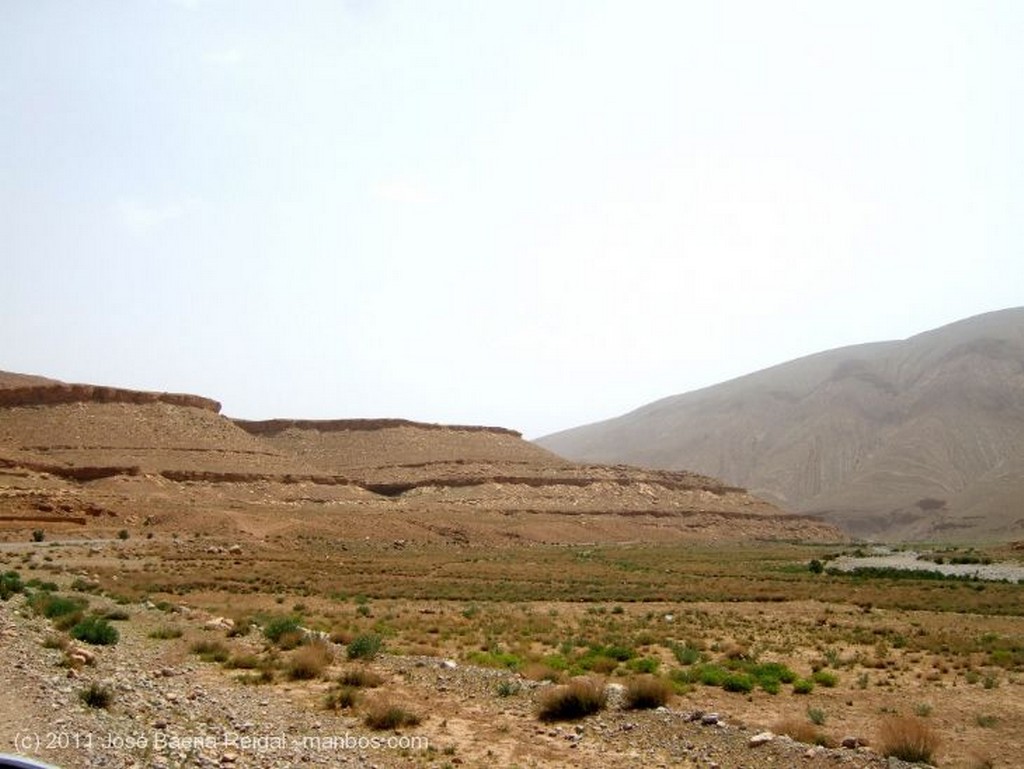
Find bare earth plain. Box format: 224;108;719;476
1;376;1022;769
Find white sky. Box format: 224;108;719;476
2;1;1022;438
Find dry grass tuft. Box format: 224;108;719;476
878;715;940;764
338;667;385;688
362;696;422;730
623;675;673;710
287;640;334;680
521;662;562;683
537;676;607;722
773;717;829;746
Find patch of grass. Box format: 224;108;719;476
287;641;334;680
362;697;422;730
236;669;275;685
722;672;755;693
262;614;302;645
79;682;112;709
537;677;607;722
225;654;261;670
191;639;230;663
102;608;130;621
975;714;998;728
670;641;703;666
878;715;939;764
623;675;673;710
773;717;828;747
812;670;838;687
324;685;359;710
70;616;119;646
148;625;183;640
625;656;659;674
0;571;24;600
347;633;383;661
339;667;385;688
496;680;521;697
31;592;88;620
807;706;826;726
792;678;815;695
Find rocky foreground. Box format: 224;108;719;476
0;571;913;769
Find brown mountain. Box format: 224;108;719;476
537;308;1024;542
0;374;841;544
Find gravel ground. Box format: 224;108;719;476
1;583;914;769
827;551;1024;582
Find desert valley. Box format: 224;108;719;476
2;312;1023;769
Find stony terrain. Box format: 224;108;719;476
539;307;1024;542
1;546;907;769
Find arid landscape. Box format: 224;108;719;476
540;308;1024;543
1;372;1022;768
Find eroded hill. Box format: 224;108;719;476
0;374;841;544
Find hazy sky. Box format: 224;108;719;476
2;1;1021;437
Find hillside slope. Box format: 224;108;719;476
0;379;842;544
538;308;1024;541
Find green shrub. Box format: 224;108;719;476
537;677;607;721
0;571;24;601
262;615;302;644
347;633;383;661
70;616;119;646
496;680;521;697
722;673;755;693
751;661;798;684
626;656;660;674
31;593;87;619
671;642;702;666
793;678;815;695
32;530;45;542
812;670;838;687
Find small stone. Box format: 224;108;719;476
749;731;774;747
701;713;720;726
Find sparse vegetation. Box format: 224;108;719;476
70;616;119;646
537;677;607;721
287;640;334;680
878;715;939;764
623;675;673;710
79;682;112;709
362;697;422;730
339;668;385;688
191;639;230;662
148;625;183;640
347;633;383;660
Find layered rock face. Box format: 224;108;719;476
0;373;843;544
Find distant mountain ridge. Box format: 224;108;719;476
537;308;1024;541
